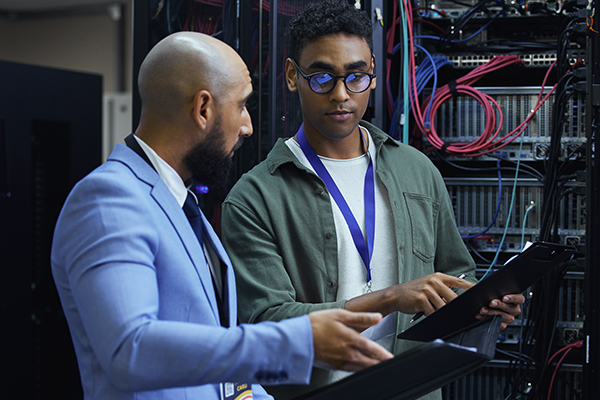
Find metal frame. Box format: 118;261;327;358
583;17;600;400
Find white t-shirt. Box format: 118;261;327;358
286;128;399;354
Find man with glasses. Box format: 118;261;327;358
222;1;524;399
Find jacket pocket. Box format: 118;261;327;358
403;193;440;263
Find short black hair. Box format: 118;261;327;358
288;0;373;62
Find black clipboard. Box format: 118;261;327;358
292;316;503;400
398;242;576;342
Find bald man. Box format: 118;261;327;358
51;32;392;400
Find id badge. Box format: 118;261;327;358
221;382;253;400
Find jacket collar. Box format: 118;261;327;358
266;120;399;175
107;143;233;326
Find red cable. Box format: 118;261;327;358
386;0;398;118
403;0;425;134
547;348;573;400
416;57;560;157
464;61;558;156
546;339;582;367
362;0;561;158
543;340;583;400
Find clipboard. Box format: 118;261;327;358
292;316;503;400
398;242;576;342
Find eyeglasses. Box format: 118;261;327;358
291;59;376;94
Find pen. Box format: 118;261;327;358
409;273;466;324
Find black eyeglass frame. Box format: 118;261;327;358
291;58;377;94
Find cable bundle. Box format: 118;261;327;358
389;52;451;140
398;0;557;157
414;55;558;157
501;258;579;400
392;0;563;152
501;40;584;400
539;18;587;243
437;0;508;51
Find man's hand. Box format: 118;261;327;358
476;293;526;329
389;272;474;316
345;272;475;317
308;309;394;371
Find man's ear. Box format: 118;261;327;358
285;58;298;92
192;90;214;131
370;54;377;90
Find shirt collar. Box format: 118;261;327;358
268;121;395;175
133;135;189;207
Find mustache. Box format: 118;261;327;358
232;137;244;152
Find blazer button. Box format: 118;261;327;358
266;372;278;382
254;371;265;382
316;187;324;195
277;371;288;381
325;232;333;239
330;281;338;288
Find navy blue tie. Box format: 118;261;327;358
183;191;203;246
182;191;228;326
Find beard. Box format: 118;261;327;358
183;121;234;189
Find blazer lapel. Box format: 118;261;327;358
112;144;223;325
113;143;225;326
151;183;222;325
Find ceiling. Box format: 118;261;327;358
0;0;128;13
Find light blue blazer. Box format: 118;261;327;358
51;144;313;400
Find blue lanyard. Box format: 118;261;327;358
296;125;375;283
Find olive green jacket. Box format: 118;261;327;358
222;121;476;399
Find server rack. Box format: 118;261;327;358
0;61;102;399
401;1;592;398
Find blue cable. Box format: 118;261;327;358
390;44;450;139
415;48;450;128
521;203;536;250
481;133;526;281
401;49;452;138
413;35;446;41
167;0;172;33
452;12;505;43
462;158;503;239
400;0;410;144
413;6;504;45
